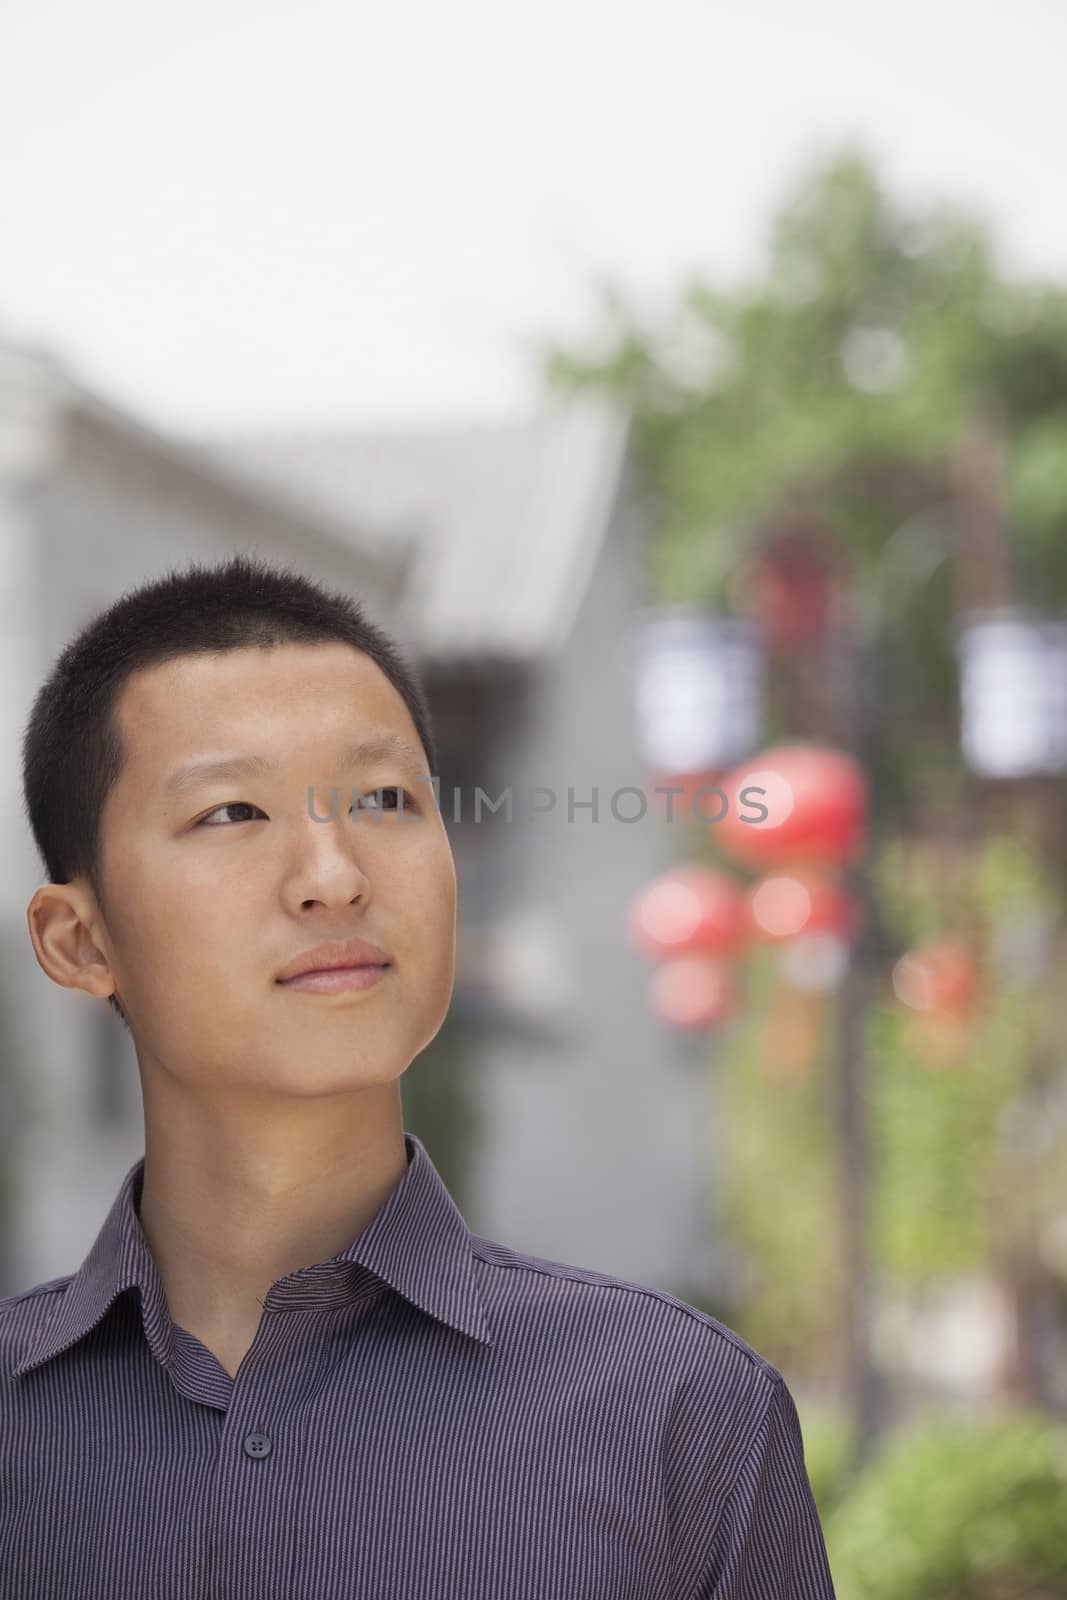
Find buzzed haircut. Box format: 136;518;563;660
22;551;437;1028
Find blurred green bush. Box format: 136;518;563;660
821;1412;1067;1599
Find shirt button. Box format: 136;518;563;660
243;1431;272;1460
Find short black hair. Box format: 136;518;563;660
21;551;438;1029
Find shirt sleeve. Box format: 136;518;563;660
690;1374;837;1600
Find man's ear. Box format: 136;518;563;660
26;882;118;1003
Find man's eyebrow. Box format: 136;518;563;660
161;734;429;801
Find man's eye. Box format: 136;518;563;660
357;786;417;813
194;788;419;827
196;802;266;827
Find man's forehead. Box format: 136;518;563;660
120;639;383;694
115;641;402;723
110;647;421;786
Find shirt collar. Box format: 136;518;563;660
14;1131;493;1379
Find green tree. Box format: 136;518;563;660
823;1413;1067;1599
540;147;1067;1405
543;144;1067;824
544;143;1067;600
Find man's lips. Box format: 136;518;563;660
276;963;390;994
275;934;391;982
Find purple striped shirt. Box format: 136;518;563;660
1;1131;835;1598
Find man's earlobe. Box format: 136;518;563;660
26;884;118;1002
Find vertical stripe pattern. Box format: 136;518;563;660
1;1131;836;1598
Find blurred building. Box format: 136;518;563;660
0;339;714;1303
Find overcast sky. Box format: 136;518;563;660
2;0;1065;435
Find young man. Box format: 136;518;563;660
1;553;836;1598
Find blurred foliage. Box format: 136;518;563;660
822;1413;1067;1599
869;831;1067;1281
543;141;1067;615
800;1404;1067;1596
543;132;1067;1349
542;142;1067;849
704;828;1067;1376
865;999;1014;1278
795;1404;855;1524
542;143;1067;1572
706;942;839;1372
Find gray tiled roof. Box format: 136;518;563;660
0;339;412;601
203;396;631;666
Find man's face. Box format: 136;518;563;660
89;641;457;1096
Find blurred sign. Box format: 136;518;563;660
957;606;1067;778
633;608;762;776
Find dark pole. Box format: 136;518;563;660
759;526;885;1466
825;573;886;1468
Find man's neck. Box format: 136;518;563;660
135;1083;409;1376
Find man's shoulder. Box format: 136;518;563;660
469;1233;782;1408
0;1275;73;1378
469;1238;806;1545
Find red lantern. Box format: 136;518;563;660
737;523;838;654
892;941;978;1019
744;868;859;943
746;563;830;651
893;940;979;1069
627;868;746;960
713;743;868;867
649;953;734;1030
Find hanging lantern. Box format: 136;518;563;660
956;606;1067;778
649;953;734;1030
893;939;978;1069
738;522;837;653
892;940;979;1019
713;743;868;867
627;868;746;960
744;867;859;943
633;607;763;784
